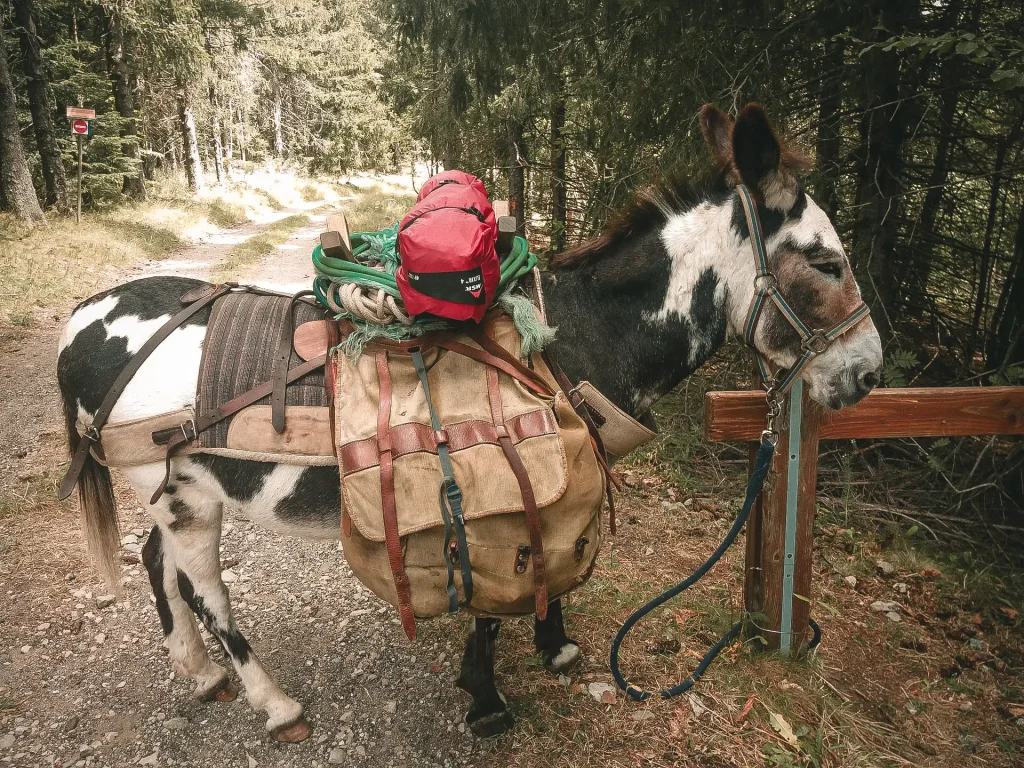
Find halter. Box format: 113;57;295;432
736;184;870;437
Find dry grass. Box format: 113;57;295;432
0;180;250;331
340;184;417;232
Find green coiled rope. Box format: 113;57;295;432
311;223;550;356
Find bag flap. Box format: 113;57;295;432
335;315;573;542
574;381;657;458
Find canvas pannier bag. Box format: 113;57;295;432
334;313;606;639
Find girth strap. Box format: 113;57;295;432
58;283;234;501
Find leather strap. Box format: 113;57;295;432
272;290;318;434
339;410;557;474
436;339;552;398
58;283;233;501
543;349;619;534
465;328;555;396
486;366;548;619
148;354;327;504
375;351;417;640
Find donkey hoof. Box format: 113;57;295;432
465;708;515;738
271;717;312;743
545;642;582;674
195;674;235;703
212;680;239;703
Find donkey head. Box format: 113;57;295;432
699;103;883;409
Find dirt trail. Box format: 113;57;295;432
0;203;493;768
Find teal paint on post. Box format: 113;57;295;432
780;377;803;656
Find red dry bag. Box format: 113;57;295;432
397;172;499;323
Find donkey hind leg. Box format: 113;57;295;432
456;618;514;738
141;526;237;702
153;494;309;742
534;599;581;673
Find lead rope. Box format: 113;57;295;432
609;390;821;701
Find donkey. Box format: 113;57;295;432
56;104;882;740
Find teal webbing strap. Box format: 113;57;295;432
780;377;803;655
410;348;473;609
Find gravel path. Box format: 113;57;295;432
0;202;494;768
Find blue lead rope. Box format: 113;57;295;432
610;437;820;701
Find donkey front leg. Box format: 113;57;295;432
535;599;582;673
456;618;514;737
148;492;309;742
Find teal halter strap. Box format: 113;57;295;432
736;184;870;395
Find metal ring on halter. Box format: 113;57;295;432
801;331;830;356
753;273;778;291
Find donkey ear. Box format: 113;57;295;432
732;103;808;210
698;104;734;170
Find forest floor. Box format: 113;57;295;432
0;176;1022;768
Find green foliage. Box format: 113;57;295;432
882;349;919;388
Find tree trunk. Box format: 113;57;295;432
177;81;204;191
988;204;1024;370
0;24;46;225
225;97;234;160
13;0;70;214
103;1;146;201
970;116;1023;362
273;79;284;160
238;105;247;163
848;0;915;342
508;120;527;235
814;36;844;219
550;94;567;253
209;84;223;186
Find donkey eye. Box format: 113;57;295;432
812;262;843;280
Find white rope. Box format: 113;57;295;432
325;280;413;326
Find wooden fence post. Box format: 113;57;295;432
743;378;823;655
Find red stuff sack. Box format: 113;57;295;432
397;175;499;323
416;169;489;203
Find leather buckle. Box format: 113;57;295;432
83;425;101;443
515;545;531;574
801;331;829;356
180;419;198;443
494;424;509;439
433;429;449;447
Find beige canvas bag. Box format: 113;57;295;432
334;313;607;639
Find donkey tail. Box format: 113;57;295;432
63;397;121;593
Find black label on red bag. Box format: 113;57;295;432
406;267;486;305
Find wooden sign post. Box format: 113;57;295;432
705;385;1024;655
67;107;95;224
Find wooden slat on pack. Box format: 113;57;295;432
705;386;1024;442
321;210;353;261
496;216;517;258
